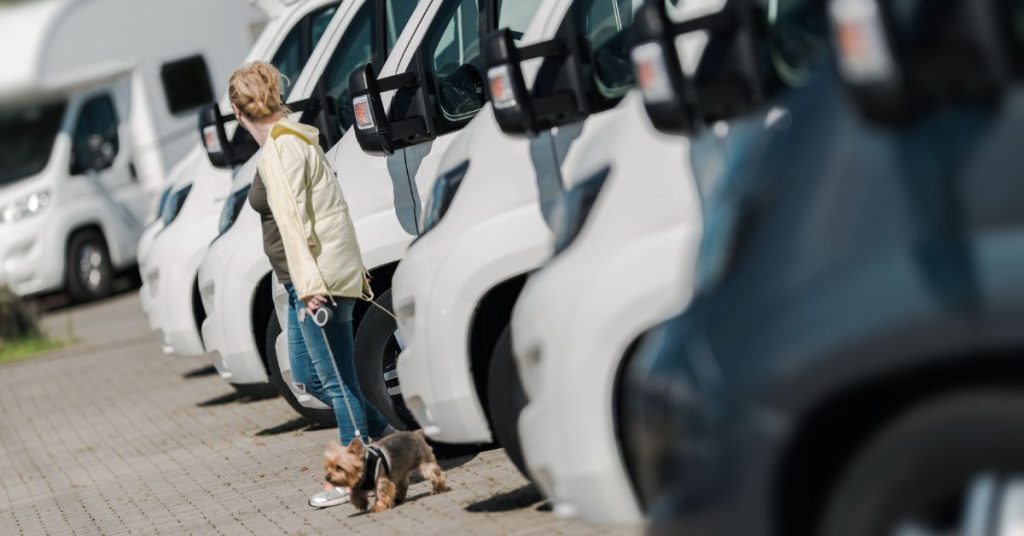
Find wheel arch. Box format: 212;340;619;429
774;346;1024;536
250;271;275;371
355;261;399;328
191;275;206;347
467;272;529;423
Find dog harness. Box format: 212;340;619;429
355;445;390;491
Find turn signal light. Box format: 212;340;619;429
488;65;518;110
632;42;674;105
829;0;895;84
353;95;375;130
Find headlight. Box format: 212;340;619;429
0;190;51;224
215;184;252;240
420;161;470;234
162;184;193;227
551;167;610;255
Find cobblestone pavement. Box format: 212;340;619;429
2;293;635;535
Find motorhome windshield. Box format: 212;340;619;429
0;101;67;186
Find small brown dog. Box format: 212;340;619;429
323;430;448;513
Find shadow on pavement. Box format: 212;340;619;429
256;417;334;436
196;391;245;407
182;365;217;379
464;483;547;513
30;272;141;313
346;490;436;517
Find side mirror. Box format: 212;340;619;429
829;0;1009;125
199;103;242;168
483;28;575;137
76;132;117;173
349;63;427;156
484;29;535;135
631;1;697;134
349;63;395;156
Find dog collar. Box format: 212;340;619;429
355;445;389;491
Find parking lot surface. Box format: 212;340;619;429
1;293;631;535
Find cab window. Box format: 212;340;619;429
577;0;639;98
314;2;374;133
272;4;340;99
424;0;484;125
71;94;120;175
497;0;544;39
387;0;420;55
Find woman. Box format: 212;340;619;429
229;62;391;508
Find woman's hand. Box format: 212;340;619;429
303;295;329;317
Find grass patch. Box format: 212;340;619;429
0;336;68;365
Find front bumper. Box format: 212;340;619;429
198;231;268;387
393;239;491;444
394;204;552;444
142;214;218;356
0;215;64;296
512;224;699;525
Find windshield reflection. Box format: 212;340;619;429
0;101;67;187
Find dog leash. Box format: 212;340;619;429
311;298;367;447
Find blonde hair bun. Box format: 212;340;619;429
229;62;289;120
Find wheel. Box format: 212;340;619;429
66;229;113;303
487;326;531;480
264;313;335;426
819;390;1024;536
354;289;418;430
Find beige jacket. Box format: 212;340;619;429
257;118;371;301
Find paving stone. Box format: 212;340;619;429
1;294;637;535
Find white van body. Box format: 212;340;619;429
198;0;429;396
0;0;264;299
395;0;644;445
512;92;702;525
140;0;342;358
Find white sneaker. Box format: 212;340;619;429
309;486;350;508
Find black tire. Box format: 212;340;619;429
819;390;1024;536
66;229;113;303
487;326;531;480
264;313;336;426
354;289;418;430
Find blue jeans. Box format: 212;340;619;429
285;284;389;444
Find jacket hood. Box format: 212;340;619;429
271;116;319;145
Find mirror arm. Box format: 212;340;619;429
377;72;419;92
669;8;737;38
517;38;567;61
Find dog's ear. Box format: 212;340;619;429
346;438;364;454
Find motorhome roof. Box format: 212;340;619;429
0;0;83;102
0;0;266;104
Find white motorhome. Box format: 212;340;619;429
334;0;540;433
390;0;649;454
0;0;264;302
139;0;341;361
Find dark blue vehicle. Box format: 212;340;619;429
621;0;1024;534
